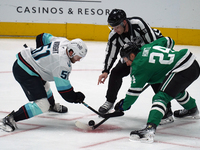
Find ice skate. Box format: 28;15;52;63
174;106;200;119
49;103;68;113
0;111;17;132
160;107;174;125
98;101;113;114
129;123;156;143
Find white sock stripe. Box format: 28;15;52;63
129;87;143;91
126;87;143;96
151;107;165;116
176;91;188;101
178;95;190;105
176;91;190;105
152;101;167;111
35;98;50;113
126;92;140;96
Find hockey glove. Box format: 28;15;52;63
74;92;85;103
114;99;131;111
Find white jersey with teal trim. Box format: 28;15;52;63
19;37;72;90
41;33;67;46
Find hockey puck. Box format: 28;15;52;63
88;120;95;126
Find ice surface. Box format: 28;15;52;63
0;39;200;150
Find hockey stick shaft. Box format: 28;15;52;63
93;84;150;129
93;117;109;129
82;84;150;130
92;110;124;129
142;84;150;92
82;102;105;118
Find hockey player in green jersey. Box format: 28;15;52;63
115;37;200;143
98;8;174;125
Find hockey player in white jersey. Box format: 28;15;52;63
0;33;88;132
35;33;69;113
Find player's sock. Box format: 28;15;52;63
160;107;174;125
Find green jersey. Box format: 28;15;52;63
122;37;195;110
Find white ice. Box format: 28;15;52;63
0;38;200;150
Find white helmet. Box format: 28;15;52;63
67;38;87;58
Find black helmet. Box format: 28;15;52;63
108;9;126;27
120;42;140;59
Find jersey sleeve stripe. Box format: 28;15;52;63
17;52;41;77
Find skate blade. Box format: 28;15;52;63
175;115;200;120
159;117;174;125
0;123;14;132
129;134;154;143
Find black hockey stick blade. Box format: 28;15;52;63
93;117;109;129
103;110;124;118
75;111;123;130
77;84;150;130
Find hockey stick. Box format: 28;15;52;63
92;110;124;129
76;102;124;130
75;116;109;130
142;83;150;92
76;84;150;130
81;102;105;118
75;110;124;130
75;102;108;130
93;117;109;129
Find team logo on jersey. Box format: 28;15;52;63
131;75;136;84
142;47;150;57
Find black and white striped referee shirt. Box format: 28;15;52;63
102;17;174;74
